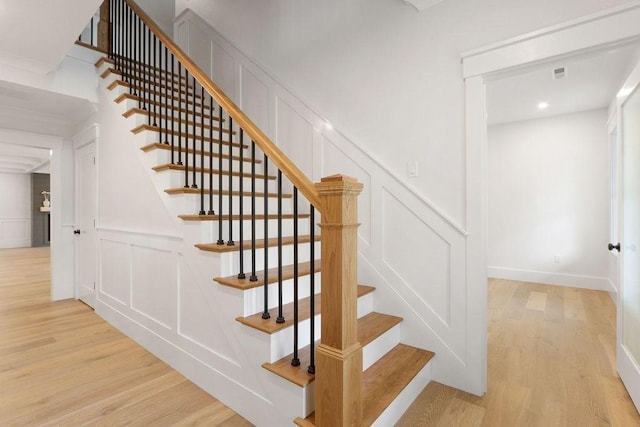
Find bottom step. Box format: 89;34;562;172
294;343;434;426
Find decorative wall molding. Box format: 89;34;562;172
403;0;445;12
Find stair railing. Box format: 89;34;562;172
108;1;363;424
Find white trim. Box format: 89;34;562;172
96;226;183;241
461;1;640;78
618;344;640;410
488;267;613;292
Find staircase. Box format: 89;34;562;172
93;1;435;425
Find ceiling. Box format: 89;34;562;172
0;0;103;74
0;142;50;174
487;42;640;126
0;81;94;174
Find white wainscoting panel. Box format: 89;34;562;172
275;96;314;179
240;65;271;134
0;219;30;248
131;245;177;330
382;189;451;326
99;239;131;306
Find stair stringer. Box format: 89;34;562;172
93;72;320;427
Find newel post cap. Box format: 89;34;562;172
315;174;363;196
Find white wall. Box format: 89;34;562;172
137;0;175;37
0;172;31;248
174;0;630;228
488;109;611;290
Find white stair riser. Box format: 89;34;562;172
142;148;260;175
154;169;278;194
167;192;293;216
182;219;314;252
127;111;235;140
238;272;322;316
220;241;321;277
371;363;433;427
265;290;374;362
362;324;400;371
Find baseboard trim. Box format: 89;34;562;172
488;266;613;292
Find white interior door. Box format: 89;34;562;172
619;79;640;412
75;142;97;308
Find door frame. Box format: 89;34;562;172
462;1;640;398
615;61;640;409
73;124;99;305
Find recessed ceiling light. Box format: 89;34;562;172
538;102;549;110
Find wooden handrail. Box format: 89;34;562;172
124;0;321;209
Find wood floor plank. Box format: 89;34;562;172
0;247;253;426
397;279;640;427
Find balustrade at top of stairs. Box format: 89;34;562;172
94;0;436;425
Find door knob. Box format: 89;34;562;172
608;242;620;252
74;229;81;235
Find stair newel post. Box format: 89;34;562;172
314;174;363;427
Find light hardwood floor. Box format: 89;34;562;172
397;278;640;427
0;247;252;426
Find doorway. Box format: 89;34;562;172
462;3;640;410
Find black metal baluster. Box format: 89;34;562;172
191;76;197;189
262;155;270;320
199;85;205;215
91;16;95;46
238;129;245;279
163;46;169;145
208;96;214;215
183;70;190;188
146;27;152;123
153;34;158;126
308;206;315;374
171;53;175;164
276;171;284;324
132;11;138;97
140;19;145;111
250;141;257;282
227;117;234;246
292;188;300;366
176;62;182;166
217;107;224;245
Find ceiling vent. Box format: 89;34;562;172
552;67;567;80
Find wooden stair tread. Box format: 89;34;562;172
140;143;254;163
215;259;321;290
236;285;375;334
115;93;219;119
97;57;187;82
362;344;435;426
262;312;402;387
154;163;275;179
178;213;309;221
293;413;315;427
124;108;227;130
201;234;319;255
165;187;289;198
108;79;208;104
132;124;245;148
